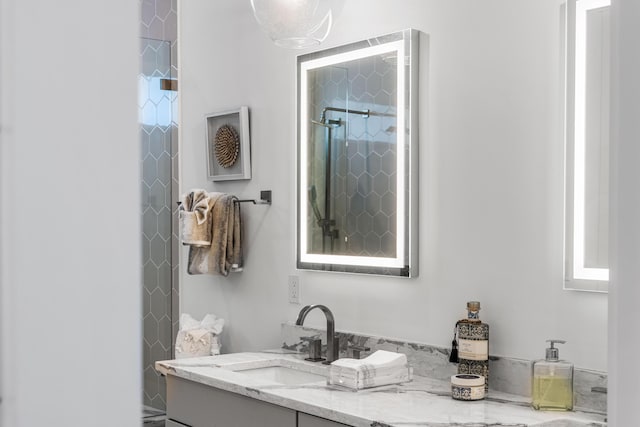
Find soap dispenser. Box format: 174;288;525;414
532;340;574;411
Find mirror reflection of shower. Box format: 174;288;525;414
303;45;405;261
310;106;370;253
298;29;418;276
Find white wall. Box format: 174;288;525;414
179;0;608;372
0;1;140;426
608;0;640;424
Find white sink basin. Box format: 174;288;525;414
235;366;326;385
224;360;327;386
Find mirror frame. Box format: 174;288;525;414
296;29;419;277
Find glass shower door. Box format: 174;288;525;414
139;37;173;411
307;65;349;255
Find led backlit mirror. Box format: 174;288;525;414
297;29;419;277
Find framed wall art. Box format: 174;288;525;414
205;106;251;181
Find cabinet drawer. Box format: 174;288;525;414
167;375;296;427
298;412;352;427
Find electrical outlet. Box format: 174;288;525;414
288;275;300;304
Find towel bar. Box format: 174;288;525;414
235;190;272;205
176;190;272;207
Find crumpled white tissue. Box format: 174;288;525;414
175;313;225;359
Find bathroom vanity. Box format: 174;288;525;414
156;351;606;427
165;374;346;427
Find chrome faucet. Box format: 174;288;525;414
295;304;339;364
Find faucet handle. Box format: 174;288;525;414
302;338;325;362
347;344;370;359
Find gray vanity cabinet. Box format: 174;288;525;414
166;376;297;427
166;420;190;427
166;375;354;427
297;412;351;427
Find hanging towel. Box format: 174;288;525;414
179;190;215;247
187;193;242;276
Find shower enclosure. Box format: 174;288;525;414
140;37;177;413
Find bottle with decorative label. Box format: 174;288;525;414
454;301;489;392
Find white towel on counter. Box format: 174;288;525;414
328;364;406;380
328;350;411;390
330;350;407;376
328;367;412;390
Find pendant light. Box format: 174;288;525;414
250;0;340;49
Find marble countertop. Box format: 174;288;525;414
156;350;606;427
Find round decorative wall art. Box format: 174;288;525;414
214;124;240;168
205;107;251;181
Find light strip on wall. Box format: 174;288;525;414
395;40;407;267
299;58;310;259
572;0;610;281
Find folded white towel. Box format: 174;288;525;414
328;350;411;390
328;366;412;390
331;350;407;373
329;364;405;380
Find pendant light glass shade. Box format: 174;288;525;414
250;0;336;49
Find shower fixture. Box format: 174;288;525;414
317;106;369;122
308;106;372;253
311;118;342;128
308;185;338;252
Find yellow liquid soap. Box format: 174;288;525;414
532;375;573;411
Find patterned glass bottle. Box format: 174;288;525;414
456;301;489;392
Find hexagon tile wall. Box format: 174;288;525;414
139;0;178;412
309;55;398;258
